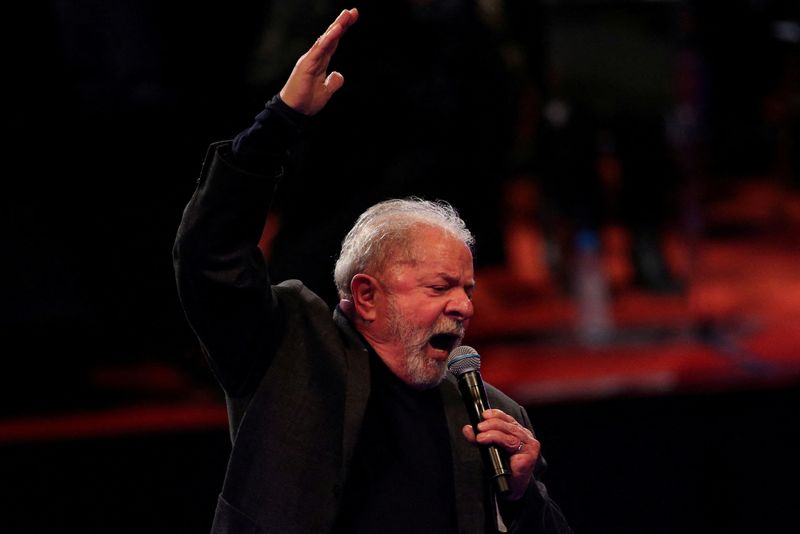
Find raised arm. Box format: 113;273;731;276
173;9;358;396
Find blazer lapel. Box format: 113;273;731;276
333;309;371;481
442;375;487;534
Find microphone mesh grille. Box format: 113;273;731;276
446;345;481;376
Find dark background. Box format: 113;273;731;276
3;0;800;532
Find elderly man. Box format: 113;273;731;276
174;8;571;534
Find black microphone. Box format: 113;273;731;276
447;345;512;496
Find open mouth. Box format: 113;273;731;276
429;333;461;353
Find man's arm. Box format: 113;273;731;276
172;9;358;396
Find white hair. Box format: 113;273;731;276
333;198;475;300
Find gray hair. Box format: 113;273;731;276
334;198;475;300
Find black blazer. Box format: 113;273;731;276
174;142;572;533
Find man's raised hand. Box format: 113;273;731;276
279;8;359;116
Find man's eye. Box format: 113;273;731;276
431;286;447;293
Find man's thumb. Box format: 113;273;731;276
324;71;345;95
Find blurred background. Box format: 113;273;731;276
3;0;800;532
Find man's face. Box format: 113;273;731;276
368;226;475;388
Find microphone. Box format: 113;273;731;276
447;345;512;496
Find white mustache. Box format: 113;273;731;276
431;320;465;339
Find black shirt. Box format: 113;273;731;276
333;349;458;533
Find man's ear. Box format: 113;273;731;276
351;273;379;322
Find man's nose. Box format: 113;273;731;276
446;290;474;320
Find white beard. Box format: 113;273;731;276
386;299;464;389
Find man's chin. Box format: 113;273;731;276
404;357;447;390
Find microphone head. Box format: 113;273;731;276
447;345;481;376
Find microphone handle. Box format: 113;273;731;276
457;371;512;496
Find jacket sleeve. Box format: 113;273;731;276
495;400;574;534
172;97;308;397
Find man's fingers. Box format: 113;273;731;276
311;8;358;59
322;9;350;35
472;414;537;451
462;424;476;442
482;408;516;423
328;8;359;33
336;8;359;31
317;23;343;52
476;410;519;441
301;28;339;70
302;27;341;72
